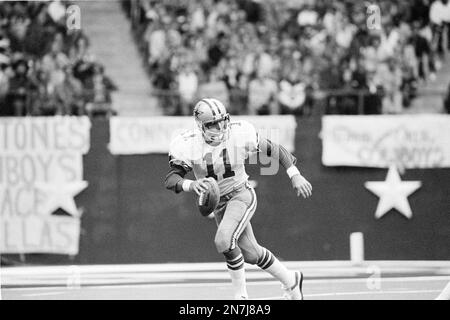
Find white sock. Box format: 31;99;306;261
257;248;295;288
227;253;248;298
228;268;248;298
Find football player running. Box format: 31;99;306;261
165;98;312;300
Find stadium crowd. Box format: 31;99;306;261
0;1;117;117
124;0;450;116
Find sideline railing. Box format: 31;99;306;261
148;87;449;116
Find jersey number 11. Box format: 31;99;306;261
204;148;235;180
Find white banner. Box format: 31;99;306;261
0;217;81;255
322;115;450;168
109;116;297;154
0;117;90;255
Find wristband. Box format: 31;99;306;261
182;179;194;192
286;166;301;179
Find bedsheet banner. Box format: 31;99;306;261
321;115;450;168
109;116;297;154
0;117;90;254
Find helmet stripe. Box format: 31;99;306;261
212;99;224;115
201;99;217;116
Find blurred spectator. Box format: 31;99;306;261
197;68;229;109
429;0;449;56
411;20;435;81
55;64;85;115
0;53;11;112
6;57;38;116
177;64;198;115
41;35;69;93
47;0;66;25
375;58;403;114
277;71;307;115
84;64;117;118
23;5;52;58
247;73;277;115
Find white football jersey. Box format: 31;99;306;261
169;120;259;195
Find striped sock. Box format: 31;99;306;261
225;249;247;299
257;248;295;289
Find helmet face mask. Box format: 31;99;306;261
202;114;230;143
194;98;230;144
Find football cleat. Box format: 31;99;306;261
282;271;304;300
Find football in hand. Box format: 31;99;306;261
198;178;220;216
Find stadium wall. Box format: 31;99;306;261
3;117;449;265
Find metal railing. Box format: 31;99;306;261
149;87;449;116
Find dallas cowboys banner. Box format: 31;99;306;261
321;115;450;168
108;116;297;154
0;117;90;255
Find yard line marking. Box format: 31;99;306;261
3;260;450;276
3;276;450;292
304;289;442;297
21;292;65;297
254;289;442;300
4;275;450;288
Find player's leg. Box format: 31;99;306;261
214;189;256;299
238;224;303;300
436;281;450;300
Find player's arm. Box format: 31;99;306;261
257;137;312;199
164;157;208;196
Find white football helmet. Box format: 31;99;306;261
193;98;230;143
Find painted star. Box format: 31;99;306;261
365;165;421;219
35;181;88;217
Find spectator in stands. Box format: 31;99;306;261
7;7;30;53
0;53;10;115
400;37;419;107
197;67;229;109
0;1;115;117
411;20;435;82
443;0;450;52
375;57;403;114
41;34;69;94
69;34;95;65
145;18;168;71
277;71;307;115
23;4;52;58
429;0;449;57
85;63;117;118
123;0;447;116
222;56;247;114
177;63;198;116
32;69;60;116
55;63;85;115
247;72;278;115
47;0;66;27
6;56;37;116
206;32;227;71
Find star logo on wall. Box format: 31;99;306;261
35;181;88;217
365;165;421;219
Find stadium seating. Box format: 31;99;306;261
0;1;116;117
123;0;450;116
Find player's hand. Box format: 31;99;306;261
291;174;312;198
190;178;209;196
